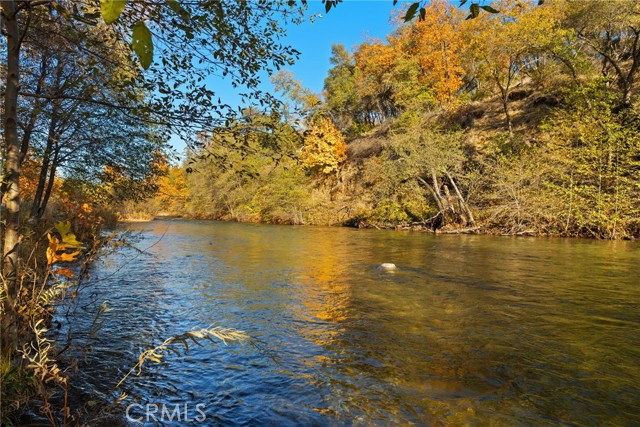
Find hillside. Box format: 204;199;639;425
122;0;640;239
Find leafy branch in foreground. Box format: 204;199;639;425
114;326;249;390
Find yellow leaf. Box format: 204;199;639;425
46;234;59;266
60;234;84;250
57;251;81;263
53;221;84;250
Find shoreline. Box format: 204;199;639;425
121;216;637;240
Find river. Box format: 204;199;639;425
59;219;640;426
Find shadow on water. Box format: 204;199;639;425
57;220;640;426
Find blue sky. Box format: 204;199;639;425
277;0;398;94
172;1;400;154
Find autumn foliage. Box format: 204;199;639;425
392;0;465;103
300;117;347;175
102;0;640;239
349;0;464;125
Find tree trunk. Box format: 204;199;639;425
443;184;456;213
417;176;444;212
621;84;633;108
501;93;513;135
30;117;58;219
2;0;22;347
430;169;446;210
445;171;475;225
39;153;59;219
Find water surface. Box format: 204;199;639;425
61;220;640;426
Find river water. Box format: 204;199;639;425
60;219;640;426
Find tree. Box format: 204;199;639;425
564;0;640;108
185;113;306;223
539;81;640;238
1;0;304;335
300;116;347;175
2;0;24;297
466;0;566;133
12;11;161;219
387;119;475;226
271;69;322;125
323;44;360;133
346;1;467;127
353;40;401;124
392;0;466;105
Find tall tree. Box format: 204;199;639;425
323;44;360;133
354;40;400;124
466;0;565;133
1;0;304;345
1;0;25;302
392;0;465;105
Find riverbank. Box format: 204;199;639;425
122;79;640;241
121;214;636;240
0;206;121;426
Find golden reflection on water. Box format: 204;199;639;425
101;221;640;426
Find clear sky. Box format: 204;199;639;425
171;0;400;154
277;0;398;94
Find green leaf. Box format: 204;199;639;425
100;0;127;24
132;21;154;69
470;2;480;16
404;2;420;22
459;0;468;6
166;0;190;22
466;2;480;20
419;7;426;21
54;221;71;237
480;5;499;13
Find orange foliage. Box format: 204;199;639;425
353;0;465;109
355;41;397;79
392;0;465;103
46;221;84;268
353;41;400;119
156;165;188;206
18;155;62;204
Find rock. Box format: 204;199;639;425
378;263;397;271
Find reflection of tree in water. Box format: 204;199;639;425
85;222;640;427
285;231;639;426
285;233;507;425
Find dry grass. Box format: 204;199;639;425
114;326;249;391
117;212;154;223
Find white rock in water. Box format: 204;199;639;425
379;263;397;271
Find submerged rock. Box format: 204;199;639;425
378;263;397;271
